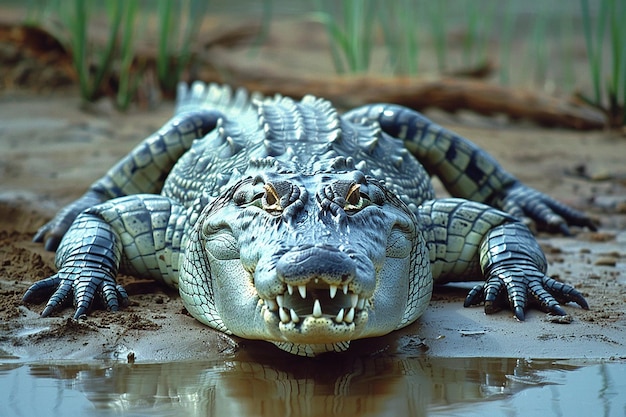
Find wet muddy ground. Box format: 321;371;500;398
0;93;624;362
1;93;625;417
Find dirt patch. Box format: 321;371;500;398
0;235;55;280
26;317;99;342
0;283;25;321
0;201;56;321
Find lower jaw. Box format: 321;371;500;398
272;340;352;357
264;310;368;345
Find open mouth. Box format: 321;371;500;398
261;279;369;326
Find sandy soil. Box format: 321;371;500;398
0;91;624;363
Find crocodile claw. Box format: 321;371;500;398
464;271;588;321
465;220;589;321
23;269;129;319
493;182;598;235
513;306;525;321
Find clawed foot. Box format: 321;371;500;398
22;268;129;319
493;182;597;236
464;268;588;321
466;220;589;321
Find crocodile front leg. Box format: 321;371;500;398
24;210;126;318
345;104;597;234
34;109;223;251
419;198;588;320
466;221;588;319
24;195;186;318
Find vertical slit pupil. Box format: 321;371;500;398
264;183;280;207
346;183;361;206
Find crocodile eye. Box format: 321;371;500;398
262;183;283;214
346;183;360;206
344;183;370;213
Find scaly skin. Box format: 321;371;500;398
26;82;594;356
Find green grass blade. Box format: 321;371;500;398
342;0;360;72
117;0;139;110
608;0;625;110
498;0;516;85
428;1;447;72
314;0;375;74
401;0;418;75
176;0;208;85
313;1;349;74
463;0;478;67
379;0;419;75
530;3;549;86
69;0;89;100
89;0;123;101
581;0;605;105
317;10;348;74
157;0;174;89
377;2;398;73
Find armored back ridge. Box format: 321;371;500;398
27;82;595;356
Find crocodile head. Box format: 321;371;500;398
179;157;432;356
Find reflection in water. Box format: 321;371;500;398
1;354;625;417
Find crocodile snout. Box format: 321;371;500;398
276;244;355;287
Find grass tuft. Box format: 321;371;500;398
25;0;208;110
581;0;625;126
19;0;625;126
313;0;377;74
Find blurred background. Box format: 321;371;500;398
0;0;623;128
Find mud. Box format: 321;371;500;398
0;92;624;362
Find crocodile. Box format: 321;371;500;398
25;81;595;357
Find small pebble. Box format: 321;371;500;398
460;330;486;337
595;257;617;267
546;314;573;324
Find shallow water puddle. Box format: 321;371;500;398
1;355;625;417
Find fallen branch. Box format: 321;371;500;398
213;72;607;130
0;20;609;130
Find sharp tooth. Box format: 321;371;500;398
350;293;358;308
335;308;345;323
279;308;290;323
266;299;278;311
290;309;300;323
287;285;294;295
329;285;338;299
298;285;306;299
313;299;322;318
357;297;365;310
276;295;284;308
343;284;349;295
345;307;355;323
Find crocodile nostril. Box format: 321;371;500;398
276;246;355;286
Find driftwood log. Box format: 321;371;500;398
0;21;608;130
218;74;607;130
